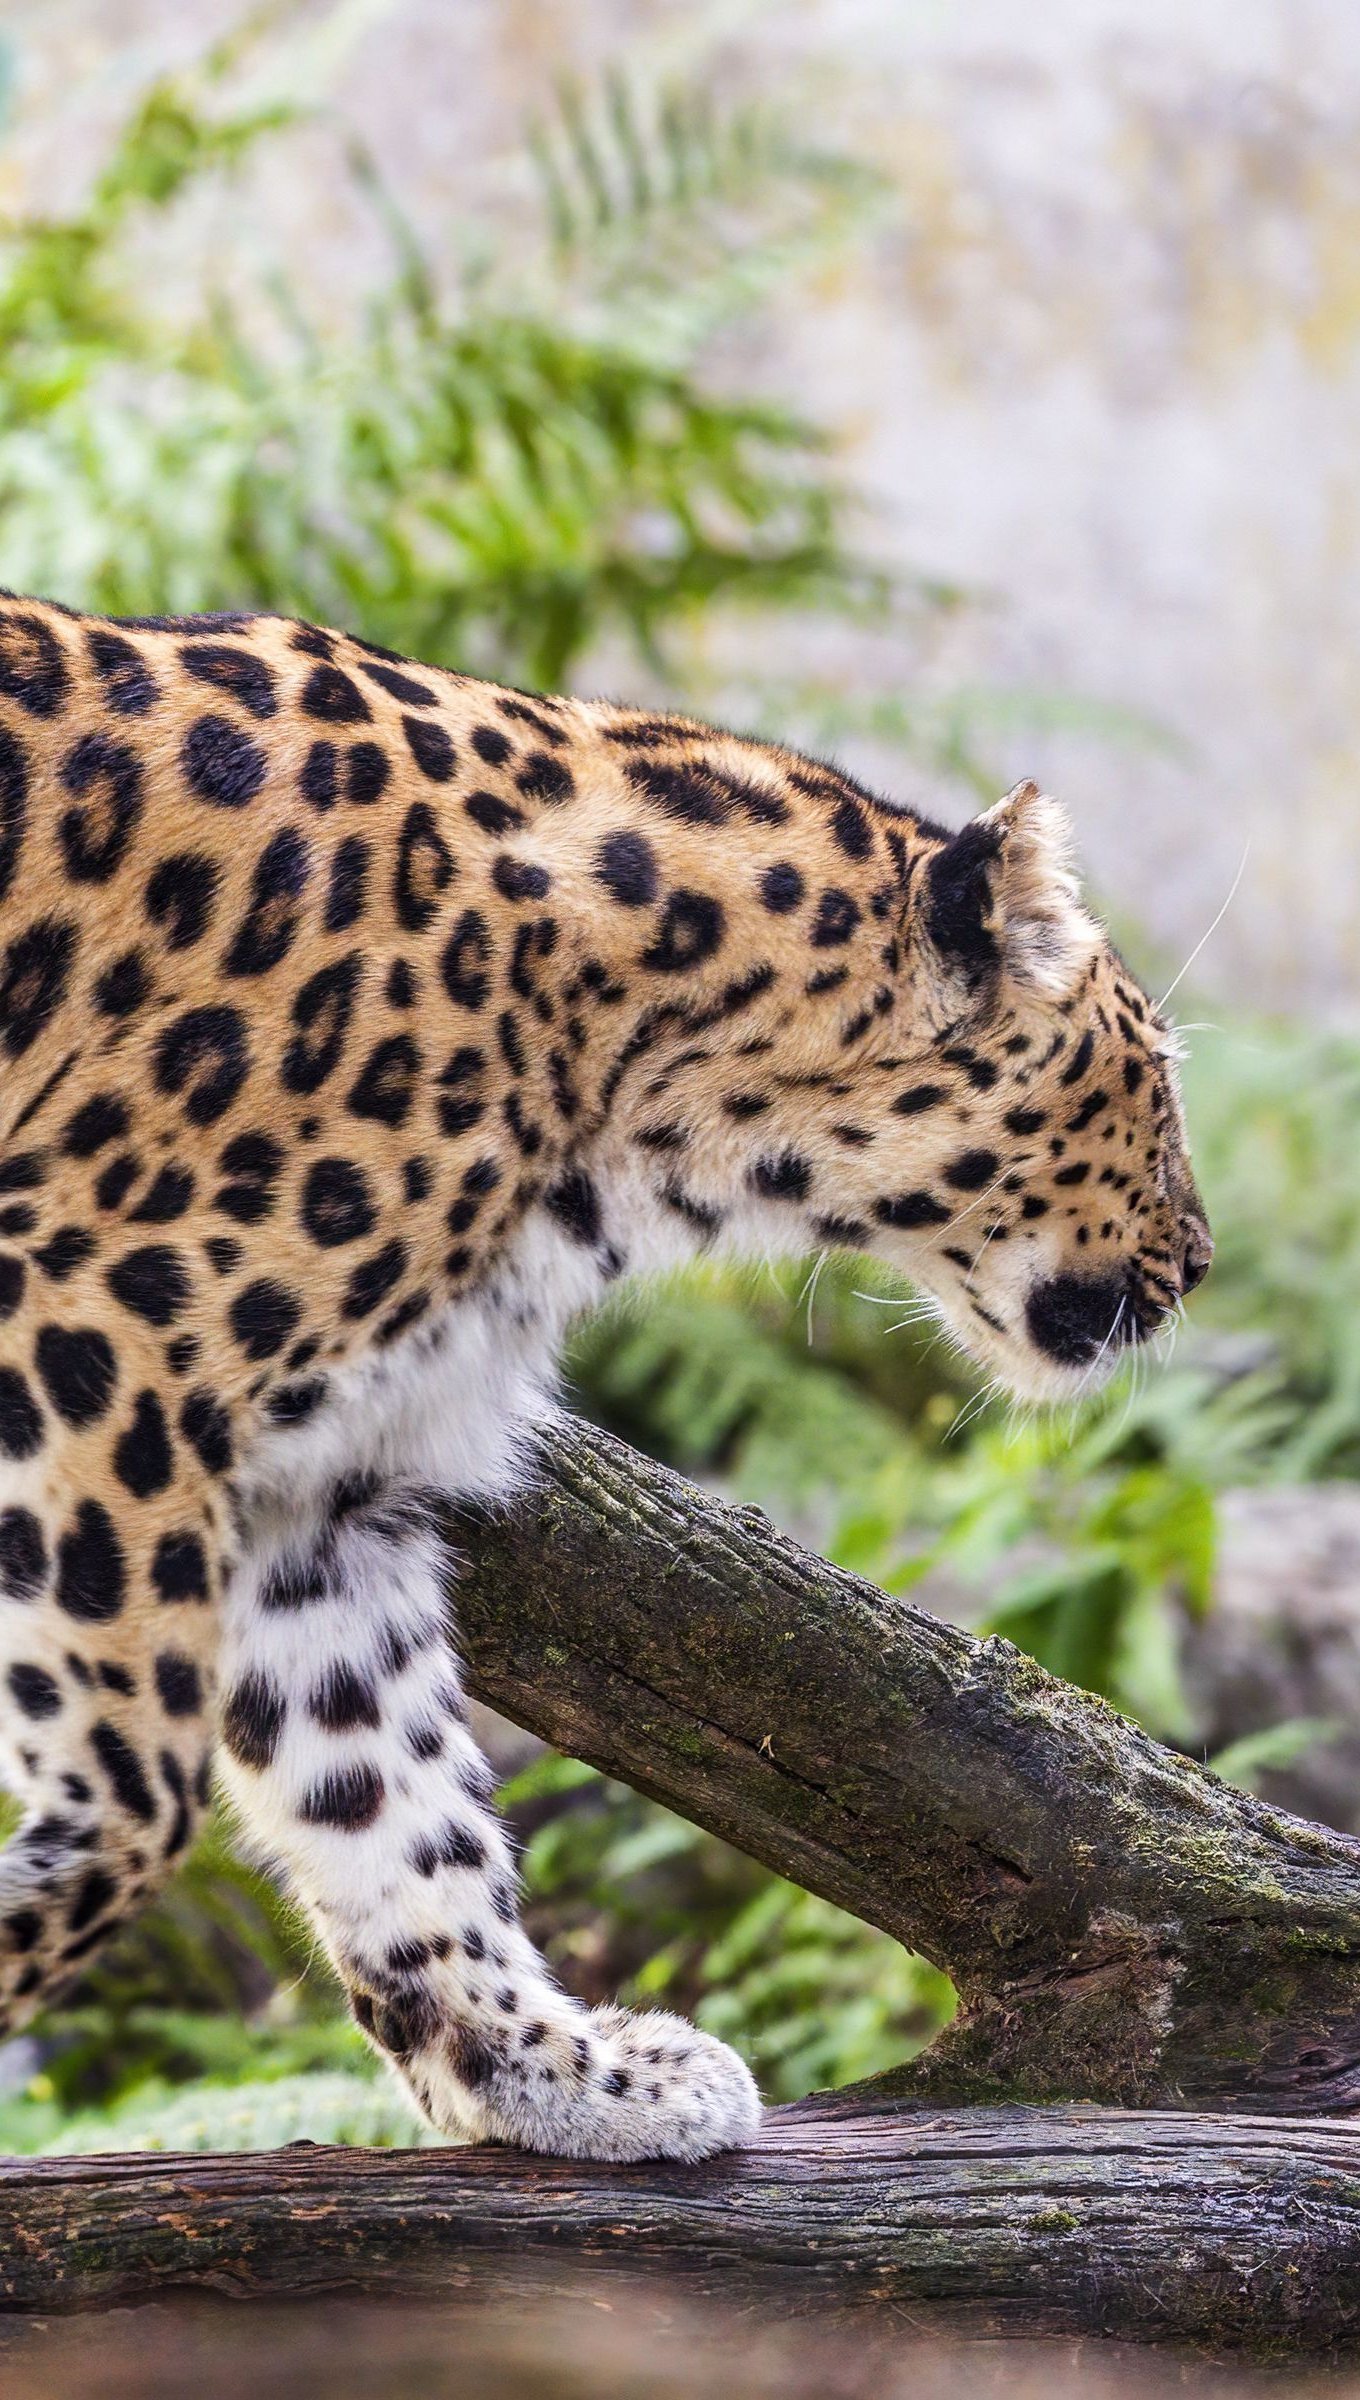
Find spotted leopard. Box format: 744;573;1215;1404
0;594;1210;2161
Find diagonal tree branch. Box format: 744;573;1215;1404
443;1418;1360;2115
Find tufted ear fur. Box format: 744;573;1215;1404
915;780;1097;1015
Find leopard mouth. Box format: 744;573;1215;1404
1024;1268;1165;1372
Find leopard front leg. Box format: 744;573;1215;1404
219;1472;761;2162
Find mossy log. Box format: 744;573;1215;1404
3;2097;1360;2351
445;1419;1360;2114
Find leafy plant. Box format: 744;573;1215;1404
0;25;879;686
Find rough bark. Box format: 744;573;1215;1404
442;1421;1360;2114
3;2098;1360;2351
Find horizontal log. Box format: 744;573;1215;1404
443;1419;1360;2111
2;2099;1359;2352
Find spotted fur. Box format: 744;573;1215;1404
0;596;1209;2160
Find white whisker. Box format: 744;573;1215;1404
883;1310;944;1338
946;1376;1005;1443
1158;844;1250;1011
1076;1297;1127;1398
939;1168;1013;1238
1113;1335;1149;1438
963;1214;1005;1285
799;1246;830;1345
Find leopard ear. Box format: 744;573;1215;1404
984;781;1099;997
918;781;1097;1010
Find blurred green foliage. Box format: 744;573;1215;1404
0;21;880;686
0;14;1352;2153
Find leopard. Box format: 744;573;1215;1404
0;593;1211;2162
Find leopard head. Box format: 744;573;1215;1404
601;750;1210;1404
844;780;1211;1399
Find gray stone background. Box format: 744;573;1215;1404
8;0;1360;1018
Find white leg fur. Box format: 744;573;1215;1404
220;1204;761;2161
219;1465;759;2161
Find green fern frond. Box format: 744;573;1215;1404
530;69;879;259
522;69;886;377
0;50;873;690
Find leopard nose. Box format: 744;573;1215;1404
1181;1218;1213;1294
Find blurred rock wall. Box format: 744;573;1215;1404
10;0;1360;1016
